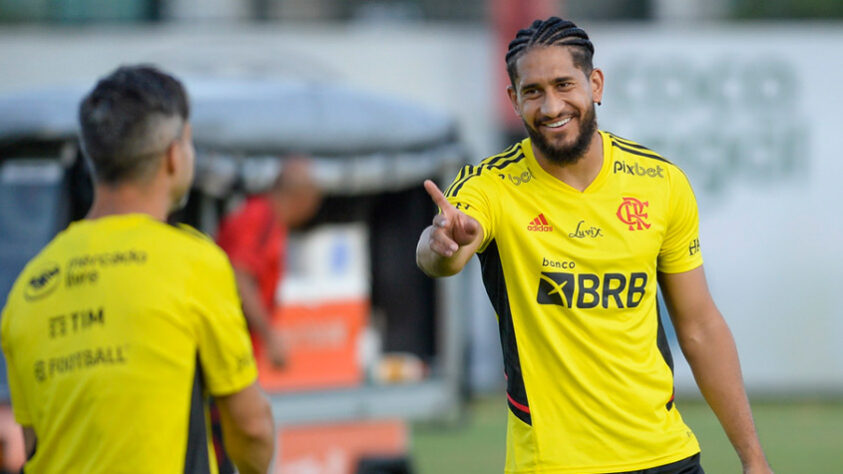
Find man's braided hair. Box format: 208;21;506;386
505;17;594;87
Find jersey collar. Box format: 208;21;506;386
522;130;612;195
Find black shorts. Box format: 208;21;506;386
610;453;704;474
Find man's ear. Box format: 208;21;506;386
164;141;179;177
507;85;521;118
590;68;604;105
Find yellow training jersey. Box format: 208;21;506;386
444;131;703;473
1;214;258;473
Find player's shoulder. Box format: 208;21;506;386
603;131;687;179
444;141;528;198
154;223;237;295
169;223;230;266
478;140;529;170
172;222;213;242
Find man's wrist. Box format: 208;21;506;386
740;453;771;472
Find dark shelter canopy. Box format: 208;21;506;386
0;78;465;400
0;77;464;194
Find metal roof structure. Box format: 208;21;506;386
0;77;464;194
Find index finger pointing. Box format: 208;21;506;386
423;179;454;210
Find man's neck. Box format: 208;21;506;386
533;132;604;192
86;182;170;222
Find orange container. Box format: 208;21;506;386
276;419;407;474
256;299;368;391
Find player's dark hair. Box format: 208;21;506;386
79;65;190;184
505;17;594;87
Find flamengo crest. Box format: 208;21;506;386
616;197;651;231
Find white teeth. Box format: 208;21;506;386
546;117;572;128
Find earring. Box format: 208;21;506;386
597;101;602;106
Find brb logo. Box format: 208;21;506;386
617;197;651;231
537;271;648;309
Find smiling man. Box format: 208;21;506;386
416;17;772;474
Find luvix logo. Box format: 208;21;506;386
617;197;651;231
527;214;553;232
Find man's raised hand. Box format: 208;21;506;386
423;179;480;257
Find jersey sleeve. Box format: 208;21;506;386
443;166;496;253
1;303;32;425
193;246;259;396
658;168;704;273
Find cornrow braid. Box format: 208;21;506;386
505;17;594;86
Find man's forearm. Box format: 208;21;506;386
233;269;273;340
223;424;275;474
218;384;276;474
679;313;769;469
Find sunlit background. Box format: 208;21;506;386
1;1;842;472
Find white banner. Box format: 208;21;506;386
592;25;843;394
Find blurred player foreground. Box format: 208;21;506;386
0;65;275;474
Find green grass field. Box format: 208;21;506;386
412;395;843;473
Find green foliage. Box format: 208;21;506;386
733;0;843;19
0;0;156;23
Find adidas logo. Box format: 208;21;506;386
527;213;553;232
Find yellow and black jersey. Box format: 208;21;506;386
445;131;703;473
1;214;257;473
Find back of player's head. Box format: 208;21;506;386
505;17;594;87
79;65;190;185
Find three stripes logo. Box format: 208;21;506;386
527;213;553;232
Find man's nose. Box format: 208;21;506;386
540;91;565;119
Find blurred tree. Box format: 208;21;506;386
733;0;843;18
0;0;160;22
0;0;49;22
344;0;486;22
564;0;652;20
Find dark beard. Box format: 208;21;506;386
525;103;598;166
